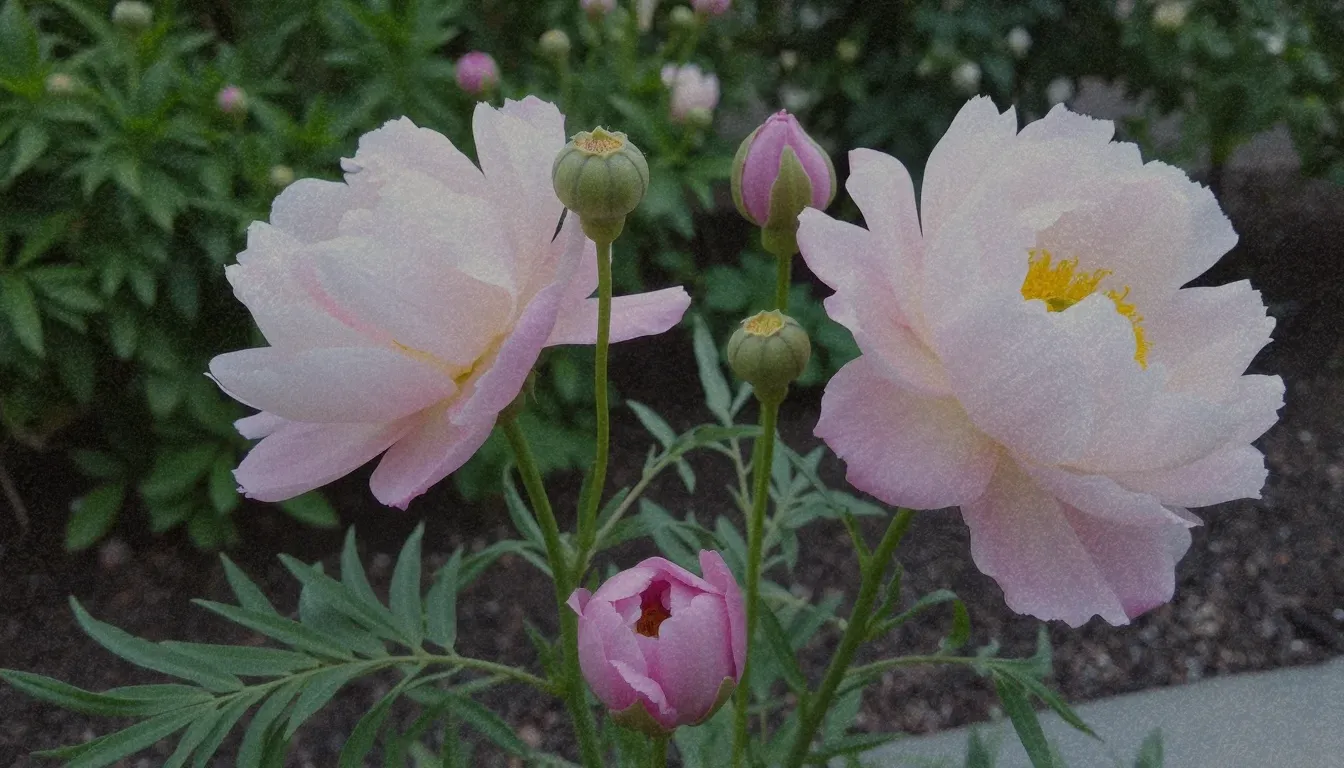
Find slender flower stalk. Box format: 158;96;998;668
502;418;604;768
783;509;916;768
773;247;792;311
579;241;614;551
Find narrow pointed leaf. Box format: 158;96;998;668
426;548;463;650
237;677;305;767
994;673;1055;768
759;606;807;695
341;527;382;609
691;314;733;424
284;664;366;738
279;554;404;642
389;523;425;648
339;664;425;767
0;670;201;716
502;465;545;547
191;600;353;660
159;642;319;677
191;688;268;768
162;704;224;768
48;708;200;768
70;599;241;692
449;695;528;756
219;555;278;615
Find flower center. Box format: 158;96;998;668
742;310;786;337
634;590;671;638
574;127;626;156
1020;249;1149;368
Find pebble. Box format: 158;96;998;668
97;538;131;570
1332;608;1344;622
1290;639;1307;653
518;724;542;749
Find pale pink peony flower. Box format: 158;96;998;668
692;0;731;15
665;64;720;123
209;97;690;509
455;52;499;95
567;551;745;732
798;98;1283;627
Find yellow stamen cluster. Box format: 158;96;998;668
1020;249;1149;368
574;128;626;156
742;310;787;337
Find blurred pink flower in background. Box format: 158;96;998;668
798;97;1283;627
664;63;719;123
568;551;745;733
209;97;690;508
692;0;731;15
217;85;247;115
455;51;499;95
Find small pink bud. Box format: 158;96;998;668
692;0;730;15
581;0;615;18
665;64;720;123
568;551;745;734
731;110;836;231
217;85;247;115
455;52;499;95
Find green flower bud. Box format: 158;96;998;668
268;164;295;188
727;310;811;404
836;39;860;63
111;1;153;33
669;5;697;30
552;127;649;244
539;29;571;63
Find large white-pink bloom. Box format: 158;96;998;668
209;97;690;509
799;98;1283;627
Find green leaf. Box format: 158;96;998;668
219;555;278;615
158;643;319;678
207;454;239;515
940;595;972;653
0;670;203;717
278;490;339;528
807;732;903;762
69;599;242;693
8;123;48;180
759;605;807;695
501;465;545;547
278;555;404;643
284;663;366;738
16;213;73;266
188;688;267;768
628;400;677;447
871;588;961;640
1;274;42;355
162;704;225;768
192;600;353;660
65;482;125;552
691;314;733;424
140;444;219;501
340;528;381;610
339;664;425;767
40;707;200;768
994;673;1055;768
236;677;304;768
390;523;425;648
450;695;529;756
426;548;463;650
1133;729;1164;768
965;728;994;768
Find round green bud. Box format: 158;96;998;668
111;1;153;33
727;311;811;404
268;164;295;188
836;39;860;63
552;127;650;243
539;29;571;63
669;5;697;30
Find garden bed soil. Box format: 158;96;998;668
1;167;1342;766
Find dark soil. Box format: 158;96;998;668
1;166;1342;767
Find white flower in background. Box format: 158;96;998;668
1153;2;1187;30
1007;27;1033;58
779;50;799;72
1046;77;1076;105
665;64;721;123
1115;0;1135;20
637;0;660;31
951;61;982;94
1260;31;1287;56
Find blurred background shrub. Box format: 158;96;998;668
0;0;1339;550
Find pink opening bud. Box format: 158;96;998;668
455;52;499;95
582;0;615;17
731;110;836;232
692;0;731;15
567;551;745;734
217;85;247;115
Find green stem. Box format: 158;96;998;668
730;396;780;767
442;710;462;768
782;509;916;768
773;252;792;312
651;734;671;768
578;238;614;556
501;418;604;768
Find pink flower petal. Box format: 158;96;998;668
577;599;644;712
1023;463;1191;527
473;99;566;266
268;178;375;244
655;593;733;724
546;288;691;346
1061;503;1192;622
345;117;488;200
235;419;413;502
1145;281;1276;399
698;550;745;678
919;97;1019;244
816;357;997;509
610;660;676;728
234;411;286;439
369;411;494;509
209;346;454;423
1112;444;1268;507
591;567;658;605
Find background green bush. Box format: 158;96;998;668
1;0;1339;550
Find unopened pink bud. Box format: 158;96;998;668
731;110;836;230
581;0;615;18
455;52;499;95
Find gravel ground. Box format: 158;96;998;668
0;167;1341;766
